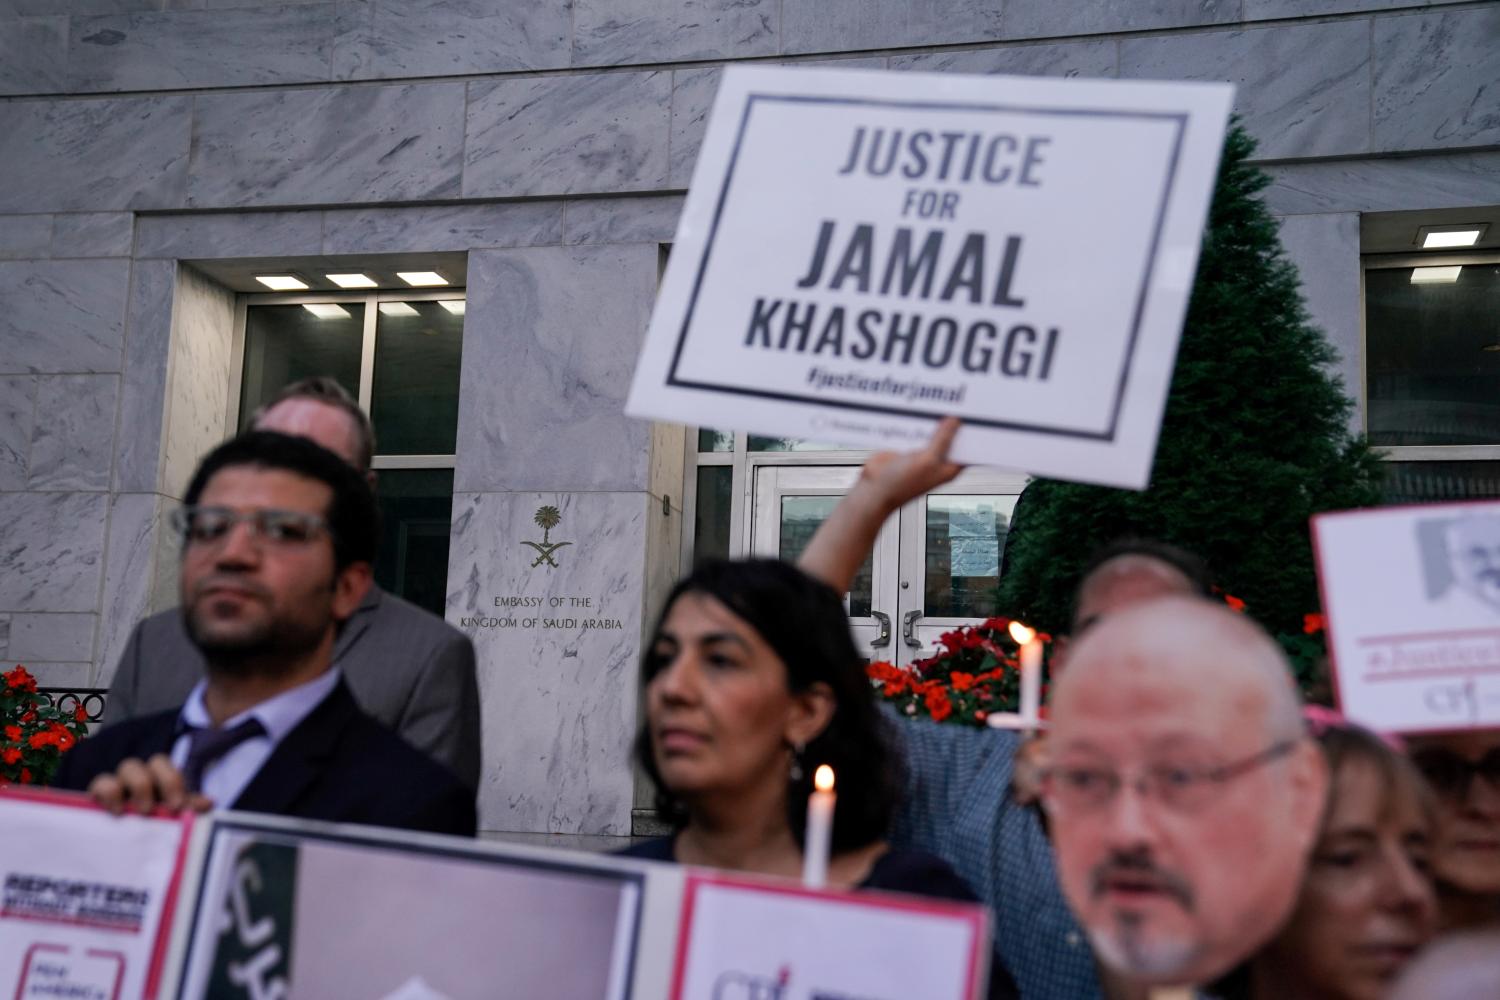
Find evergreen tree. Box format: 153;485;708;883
997;124;1383;637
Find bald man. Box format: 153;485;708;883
1044;598;1328;989
800;421;1218;999
1389;928;1500;1000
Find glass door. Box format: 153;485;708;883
749;465;1027;665
750;466;900;661
895;469;1028;664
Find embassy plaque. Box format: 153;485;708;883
627;65;1233;489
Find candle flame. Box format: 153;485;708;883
814;765;835;792
1008;621;1036;645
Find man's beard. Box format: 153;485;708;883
1089;913;1203;983
185;593;327;676
1087;848;1202;982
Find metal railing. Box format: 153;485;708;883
37;688;109;724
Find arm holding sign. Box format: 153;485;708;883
799;416;964;594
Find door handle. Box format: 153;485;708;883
902;610;923;648
869;610;892;648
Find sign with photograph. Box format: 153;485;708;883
669;872;989;1000
0;788;194;1000
171;813;644;1000
1314;501;1500;732
627;64;1234;489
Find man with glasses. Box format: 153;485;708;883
54;432;476;835
1406;730;1500;930
800;418;1216;998
1044;596;1328;989
103;377;481;791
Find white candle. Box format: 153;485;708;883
802;765;836;889
1009;621;1043;725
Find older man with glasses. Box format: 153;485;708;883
1043;595;1329;991
53;431;475;836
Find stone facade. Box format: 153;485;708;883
1;0;1496;842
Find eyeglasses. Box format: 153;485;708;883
171;505;328;547
1042;740;1298;814
1411;747;1500;801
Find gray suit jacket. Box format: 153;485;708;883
102;586;481;790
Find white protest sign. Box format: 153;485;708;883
169;812;644;1000
0;788;194;1000
627;65;1233;489
1314;501;1500;733
670;872;988;1000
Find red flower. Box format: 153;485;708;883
27;731;56;750
74;704;88;723
3;724;19;742
3;665;38;692
924;687;953;722
19;768;31;784
950;671;976;692
1223;595;1247;613
20;711;36;723
1;747;19;765
974;710;989;723
1303;613;1325;635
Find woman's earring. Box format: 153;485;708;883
789;741;806;782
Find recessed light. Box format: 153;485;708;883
397;271;448;287
326;273;377;289
1410;266;1462;284
255;274;308;291
438;300;466;315
378;302;420;317
302;303;352;319
1417;223;1488;249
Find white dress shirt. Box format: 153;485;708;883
170;669;342;808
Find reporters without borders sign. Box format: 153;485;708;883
626;65;1234;489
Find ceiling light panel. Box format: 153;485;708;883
397;271;448;287
1417;223;1488;250
378;302;420;317
438;300;466;315
1410;266;1463;284
255;275;308;291
326;272;377;288
302;303;352;319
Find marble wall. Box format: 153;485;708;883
0;0;1493;841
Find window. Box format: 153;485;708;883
232;289;465;615
1365;252;1500;504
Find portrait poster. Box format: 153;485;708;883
0;787;195;1000
1314;501;1500;732
169;812;644;1000
669;871;989;1000
626;64;1234;489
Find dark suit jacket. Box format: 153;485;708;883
103;586;481;789
56;678;477;837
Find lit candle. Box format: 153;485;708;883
802;765;836;889
1008;621;1043;726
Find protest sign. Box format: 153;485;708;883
169;812;644;1000
669;871;989;1000
626;64;1233;489
0;787;194;1000
1314;501;1500;733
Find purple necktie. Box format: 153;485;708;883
181;717;266;794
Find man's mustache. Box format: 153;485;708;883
1089;849;1195;911
190;574;273;603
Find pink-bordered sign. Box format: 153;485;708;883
0;786;196;1000
1313;500;1500;735
670;870;989;1000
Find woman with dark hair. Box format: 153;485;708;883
622;558;1018;999
1216;718;1437;1000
